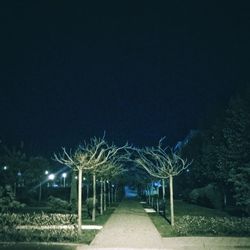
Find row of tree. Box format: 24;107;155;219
181;88;250;214
54;136;192;232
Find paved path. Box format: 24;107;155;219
89;199;165;249
77;199;250;250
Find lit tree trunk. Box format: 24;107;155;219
162;179;165;200
156;185;159;213
92;173;96;221
104;180;107;211
162;178;166;217
78;169;83;234
100;177;103;215
39;182;42;202
169;174;174;226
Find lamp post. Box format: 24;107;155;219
62;172;67;187
48;173;55;187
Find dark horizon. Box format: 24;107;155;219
0;2;249;156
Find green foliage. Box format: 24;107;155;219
149;200;250;237
0;205;116;244
0;212;77;227
0;212;79;242
47;196;70;212
181;88;250;213
0;185;25;212
173;215;250;236
221;94;250;213
188;183;223;209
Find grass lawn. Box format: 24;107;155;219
146;200;250;237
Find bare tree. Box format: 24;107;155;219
135;139;192;226
96;160;126;214
54;136;129;231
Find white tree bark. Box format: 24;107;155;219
100;177;103;215
92;173;96;221
169;174;174;226
78;169;83;234
104;180;107;211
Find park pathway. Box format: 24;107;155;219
89;199;166;249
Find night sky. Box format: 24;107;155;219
0;1;249;155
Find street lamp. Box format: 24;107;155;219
62;172;67;187
48;174;55;187
48;174;55;180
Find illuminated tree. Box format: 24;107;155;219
135;139;192;226
54;136;128;233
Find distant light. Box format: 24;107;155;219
48;174;55;180
3;166;8;170
45;170;49;175
17;171;21;176
62;173;67;178
75;176;78;179
83;177;86;181
112;184;114;188
186;169;190;173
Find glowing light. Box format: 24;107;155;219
3;166;8;170
45;170;49;175
48;174;55;180
62;173;67;178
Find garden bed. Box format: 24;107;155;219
147;200;250;237
0;205;116;244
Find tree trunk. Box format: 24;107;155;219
169;175;174;226
100;177;103;215
108;182;111;206
162;179;165;200
78;169;83;235
70;171;77;211
86;183;89;200
104;180;107;211
114;187;118;202
156;186;159;213
162;178;166;217
111;184;114;203
38;182;42;202
92;173;96;221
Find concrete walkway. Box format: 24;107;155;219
77;199;250;250
89;199;165;249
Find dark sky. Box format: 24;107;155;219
0;1;249;155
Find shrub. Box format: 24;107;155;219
47;196;70;212
173;215;250;236
0;185;25;212
189;183;223;209
0;212;77;227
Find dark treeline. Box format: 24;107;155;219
180;86;250;214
